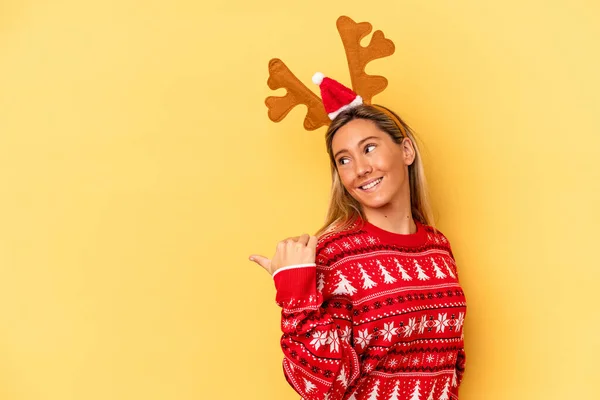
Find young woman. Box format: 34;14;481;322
250;103;467;400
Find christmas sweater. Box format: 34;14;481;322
273;217;467;400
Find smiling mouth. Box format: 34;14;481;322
359;177;383;190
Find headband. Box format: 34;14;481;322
372;104;408;138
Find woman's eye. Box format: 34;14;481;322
365;144;376;153
338;158;349;165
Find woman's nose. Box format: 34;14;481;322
355;158;372;177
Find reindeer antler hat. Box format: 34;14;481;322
266;16;405;135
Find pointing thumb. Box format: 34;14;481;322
249;255;271;273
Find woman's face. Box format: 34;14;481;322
331;118;415;212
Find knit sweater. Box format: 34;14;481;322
273;217;467;400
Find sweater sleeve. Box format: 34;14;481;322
443;233;467;387
273;263;360;400
456;346;466;386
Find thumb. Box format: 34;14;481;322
308;235;318;250
249;255;271;272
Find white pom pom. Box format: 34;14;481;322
312;72;325;85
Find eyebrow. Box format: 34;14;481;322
333;136;380;160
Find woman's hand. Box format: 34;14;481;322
249;234;318;276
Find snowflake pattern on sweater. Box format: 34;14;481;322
273;218;467;400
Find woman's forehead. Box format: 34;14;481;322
332;119;387;148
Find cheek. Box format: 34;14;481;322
337;170;355;190
384;152;408;175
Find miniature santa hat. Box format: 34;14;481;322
312;72;363;120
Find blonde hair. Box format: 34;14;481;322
315;104;436;237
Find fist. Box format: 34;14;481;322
249;234;318;276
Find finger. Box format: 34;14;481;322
307;235;318;250
249;255;271;272
277;238;296;250
297;233;310;246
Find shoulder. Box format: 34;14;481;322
422;224;455;255
425;225;450;243
315;220;364;265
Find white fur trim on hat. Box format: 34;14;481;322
327;96;363;120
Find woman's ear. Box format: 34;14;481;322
402;137;416;166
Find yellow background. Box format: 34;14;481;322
1;1;599;399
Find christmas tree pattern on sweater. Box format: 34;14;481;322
273;218;467;400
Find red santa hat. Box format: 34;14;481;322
312;72;363;120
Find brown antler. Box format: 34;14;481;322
337;16;395;104
265;58;330;131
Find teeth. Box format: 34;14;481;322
361;178;382;190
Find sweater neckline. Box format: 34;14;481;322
360;217;428;247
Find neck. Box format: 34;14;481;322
362;203;417;235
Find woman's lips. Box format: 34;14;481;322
359;177;383;191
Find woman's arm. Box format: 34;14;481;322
456;346;466;387
274;263;360;400
250;234;361;399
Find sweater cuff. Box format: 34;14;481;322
273;264;318;307
272;263;316;279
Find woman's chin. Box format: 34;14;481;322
357;196;390;210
